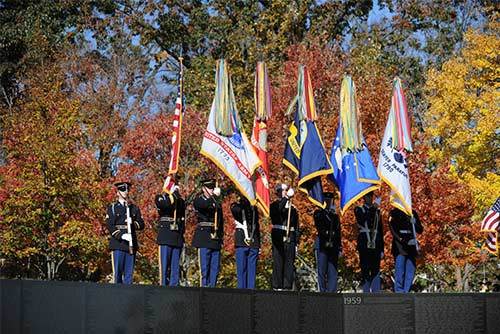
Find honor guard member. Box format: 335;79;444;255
106;181;145;284
231;194;260;289
389;208;423;292
270;183;299;291
155;185;186;286
192;179;224;287
354;192;384;293
314;192;342;293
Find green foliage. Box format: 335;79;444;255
130;0;374;129
352;0;487;124
0;62;107;280
0;0;116;106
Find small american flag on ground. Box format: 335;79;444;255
480;197;500;255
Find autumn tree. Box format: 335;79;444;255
424;19;500;215
0;0;117;163
0;60;108;280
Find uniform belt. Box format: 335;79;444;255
159;216;175;223
158;222;178;229
115;225;128;230
198;222;214;227
272;225;295;231
399;230;411;234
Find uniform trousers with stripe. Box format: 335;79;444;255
315;247;339;292
159;245;182;286
394;254;416;293
112;250;135;284
235;247;259;289
199;248;220;287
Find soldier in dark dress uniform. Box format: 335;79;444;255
354;192;383;293
270;183;299;291
106;181;145;284
192;179;223;287
155;186;186;286
314;192;342;293
389;208;423;292
231;194;260;289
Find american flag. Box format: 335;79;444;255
480;197;500;255
163;59;185;194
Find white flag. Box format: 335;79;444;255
200;99;261;203
378;78;413;215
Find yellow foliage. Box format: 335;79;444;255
464;172;500;218
424;19;500;213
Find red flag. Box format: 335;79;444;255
163;57;185;194
251;62;271;217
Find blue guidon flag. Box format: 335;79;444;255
330;75;380;215
283;65;333;208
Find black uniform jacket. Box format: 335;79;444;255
106;201;145;253
389;208;423;257
314;208;342;252
231;201;260;248
270;197;299;245
354;204;384;253
155;193;186;247
192;194;224;250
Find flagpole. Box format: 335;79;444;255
178;55;184;134
163;52;186;194
410;215;420;253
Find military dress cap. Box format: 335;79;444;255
201;178;216;189
114;181;132;187
275;183;288;193
114;181;132;191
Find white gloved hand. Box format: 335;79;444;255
213;187;221;197
407;239;417;246
286;188;295;198
121;233;132;242
172;184;179;192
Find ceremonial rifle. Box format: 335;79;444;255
210;181;219;240
367;208;380;250
125;201;134;255
283;197;292;243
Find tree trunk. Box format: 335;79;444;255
455;265;463;292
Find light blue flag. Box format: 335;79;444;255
330;123;380;215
